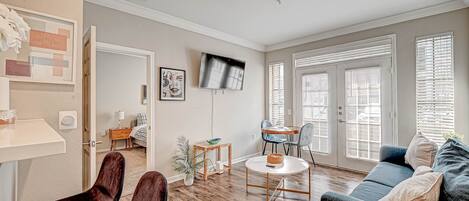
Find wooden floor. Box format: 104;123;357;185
151;162;365;201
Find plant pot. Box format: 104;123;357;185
184;173;194;186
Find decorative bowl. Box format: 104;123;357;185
207;138;221;145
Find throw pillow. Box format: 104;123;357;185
413;166;433;177
379;172;443;201
405;132;438;170
433;139;469;201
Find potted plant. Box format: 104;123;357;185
172;136;206;186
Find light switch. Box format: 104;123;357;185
59;111;77;130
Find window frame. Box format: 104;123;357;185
415;32;455;145
268;62;285;126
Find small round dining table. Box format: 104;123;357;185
261;126;300;135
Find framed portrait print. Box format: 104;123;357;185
0;6;77;85
159;67;186;101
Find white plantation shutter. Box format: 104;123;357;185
295;39;392;67
416;33;454;145
269;63;285;126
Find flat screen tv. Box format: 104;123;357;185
199;53;245;90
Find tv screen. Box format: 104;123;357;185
199;53;245;90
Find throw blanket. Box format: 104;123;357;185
130;124;147;142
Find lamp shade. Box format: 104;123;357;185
117;111;125;120
0;77;9;111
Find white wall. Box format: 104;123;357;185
96;51;147;151
84;2;265;177
0;0;84;200
266;8;469;146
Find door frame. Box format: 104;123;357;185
291;35;398;169
95;42;157;171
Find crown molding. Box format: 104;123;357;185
266;0;468;51
85;0;266;52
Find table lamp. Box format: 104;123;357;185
117;110;125;128
0;77;15;125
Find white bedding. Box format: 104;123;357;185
130;124;147;146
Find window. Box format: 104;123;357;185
269;63;285;126
416;33;454;145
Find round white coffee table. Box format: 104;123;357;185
245;156;311;201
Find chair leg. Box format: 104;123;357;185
308;146;317;167
275;144;278;153
271;143;274;153
286;144;290;155
262;141;267;155
282;144;287;154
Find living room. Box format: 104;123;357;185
0;0;468;201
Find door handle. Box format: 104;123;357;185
83;140;102;147
338;119;346;123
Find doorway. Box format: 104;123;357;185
295;56;393;172
82;25;156;193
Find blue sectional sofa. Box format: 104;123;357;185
321;145;413;201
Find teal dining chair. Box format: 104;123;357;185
261;120;287;155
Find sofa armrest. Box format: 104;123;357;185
380;145;407;166
321;192;363;201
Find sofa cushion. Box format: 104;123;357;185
350;181;393;201
433;139;469;201
364;162;414;187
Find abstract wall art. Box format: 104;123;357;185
159;67;186;101
0;6;77;85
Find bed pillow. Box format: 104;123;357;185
433;139;469;201
136;113;147;126
379;171;443;201
405;132;438;170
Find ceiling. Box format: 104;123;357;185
90;0;468;51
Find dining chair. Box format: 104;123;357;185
131;171;168;201
261;120;287;155
57;152;126;201
286;123;317;166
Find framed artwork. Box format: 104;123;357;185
141;84;148;105
0;6;77;85
159;67;186;101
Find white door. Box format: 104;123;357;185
295;64;338;167
296;56;393;172
337;56;393;172
82;26;97;189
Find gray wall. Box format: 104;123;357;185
0;0;84;200
84;2;265;177
96;51;147;151
266;8;469;146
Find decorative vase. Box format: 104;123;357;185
184;173;194;186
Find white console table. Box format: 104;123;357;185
0;119;66;201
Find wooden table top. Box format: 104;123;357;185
194;142;231;149
262;126;300;135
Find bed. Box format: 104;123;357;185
130;113;147;147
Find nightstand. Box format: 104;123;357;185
109;128;132;151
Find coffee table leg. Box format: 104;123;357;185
308;166;311;200
266;173;269;201
245;167;248;192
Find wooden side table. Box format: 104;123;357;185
193;142;232;181
109;128;132;151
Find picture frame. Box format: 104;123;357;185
0;5;78;85
159;67;186;101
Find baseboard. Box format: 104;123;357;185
166;152;261;183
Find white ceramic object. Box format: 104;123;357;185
59;111;77;130
245;156;309;176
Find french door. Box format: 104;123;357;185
295;56;393;172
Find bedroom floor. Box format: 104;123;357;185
97;147;147;197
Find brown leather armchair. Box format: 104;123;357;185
58;152;125;201
131;171;168;201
